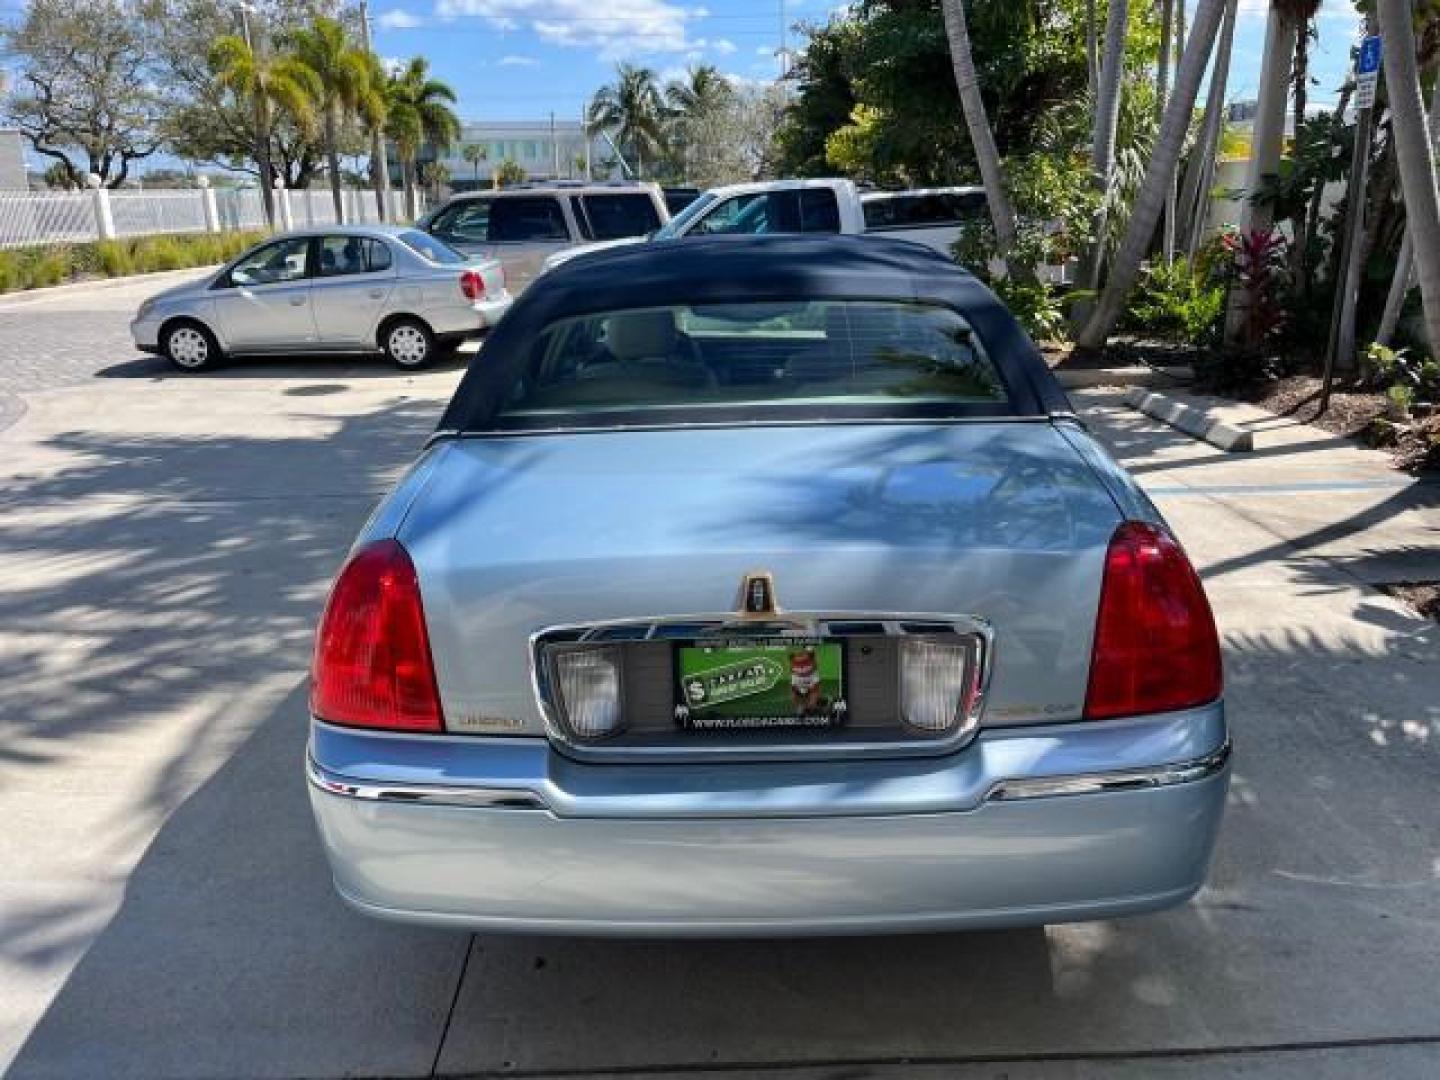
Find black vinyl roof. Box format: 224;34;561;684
438;234;1071;433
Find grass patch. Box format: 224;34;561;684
0;230;270;294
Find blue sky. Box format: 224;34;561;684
370;0;1369;123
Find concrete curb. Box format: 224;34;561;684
1125;387;1254;452
1054;365;1194;390
0;265;219;309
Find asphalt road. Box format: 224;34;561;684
0;274;1438;1079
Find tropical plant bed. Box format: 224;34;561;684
1043;338;1213;372
1212;374;1438;474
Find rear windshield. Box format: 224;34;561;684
576;194;663;240
493;299;1009;425
863;192;987;230
398;230;466;264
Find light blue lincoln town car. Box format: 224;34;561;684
305;234;1229;936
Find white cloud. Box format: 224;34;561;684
755;44;773;56
711;37;736;54
378;8;424;28
498;53;539;65
434;0;705;58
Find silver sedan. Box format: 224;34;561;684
130;225;512;371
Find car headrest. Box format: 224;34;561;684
607;310;678;361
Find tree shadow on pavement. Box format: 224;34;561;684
7;394;1440;1078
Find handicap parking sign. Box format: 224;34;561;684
1357;35;1381;75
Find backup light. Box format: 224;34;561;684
554;648;623;739
899;639;972;733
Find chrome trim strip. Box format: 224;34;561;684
424;416;1055;447
528;612;995;764
983;740;1231;803
305;755;549;811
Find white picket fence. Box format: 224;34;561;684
0;186;420;249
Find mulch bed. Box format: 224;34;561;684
1377;582;1440;623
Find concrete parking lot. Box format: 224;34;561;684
1;273;1438;1079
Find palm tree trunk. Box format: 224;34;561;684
1222;2;1294;344
1376;70;1440;348
1286;21;1313;291
1077;0;1229;347
1082;0;1130;289
325;110;345;223
1377;0;1440;353
1085;0;1099;100
256;94;276;228
1179;0;1238;259
371;129;392;222
939;0;1022;276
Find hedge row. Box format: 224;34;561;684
0;231;270;293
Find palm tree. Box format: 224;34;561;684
1376;0;1440;353
1082;0;1130;289
1077;0;1230;347
386;58;460;219
1178;0;1239;260
665;64;734;177
290;17;380;223
938;0;1022;277
1377;78;1440;348
360;52;393;221
461;142;488;186
588;64;666;179
209;33;319;227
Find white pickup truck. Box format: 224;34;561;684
541;178;986;275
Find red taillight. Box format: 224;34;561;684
1084;521;1221;720
459;269;485;300
310;539;444;732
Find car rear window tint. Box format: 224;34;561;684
863;192;987;229
489;197;569;242
496;299;1008;423
577;194;662;240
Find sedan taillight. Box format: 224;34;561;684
310;539;444;732
459;269;485;300
1084;521;1221;720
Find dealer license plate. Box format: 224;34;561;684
674;638;847;730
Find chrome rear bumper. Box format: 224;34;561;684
307;705;1229;936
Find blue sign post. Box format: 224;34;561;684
1356;35;1382;109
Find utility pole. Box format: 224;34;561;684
582;102;592;179
1320;25;1381;412
359;0;392;221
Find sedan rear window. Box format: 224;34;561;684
496;300;1008;423
398;230;466;264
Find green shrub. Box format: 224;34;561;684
992;278;1067;342
0;230;272;293
1122;258;1226;346
96;240;136;277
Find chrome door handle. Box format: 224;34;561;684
368;290;384;299
289;297;306;306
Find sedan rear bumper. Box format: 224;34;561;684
307;706;1229;936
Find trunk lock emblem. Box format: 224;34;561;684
736;570;779;618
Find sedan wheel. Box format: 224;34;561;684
385;320;434;369
163;323;218;372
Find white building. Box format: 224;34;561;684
426;119;612;190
